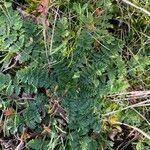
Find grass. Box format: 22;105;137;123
100;0;150;148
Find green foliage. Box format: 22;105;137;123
25;0;39;14
27;139;49;150
0;0;149;150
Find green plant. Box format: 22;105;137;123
0;0;149;150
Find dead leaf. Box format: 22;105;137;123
46;89;51;97
38;0;49;15
95;7;104;16
0;138;17;150
109;128;119;141
48;102;56;114
4;107;15;117
41;124;51;134
21;132;31;140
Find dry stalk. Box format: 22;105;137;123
121;0;150;16
108;90;150;99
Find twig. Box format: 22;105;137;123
42;5;59;68
113;121;150;140
102;99;150;116
108;90;150;98
132;108;150;126
121;0;150;16
49;6;59;56
2;54;20;72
